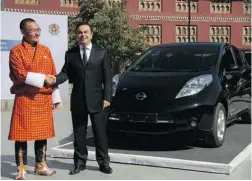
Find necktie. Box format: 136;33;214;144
82;47;87;65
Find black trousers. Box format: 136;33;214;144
15;140;47;168
71;105;110;166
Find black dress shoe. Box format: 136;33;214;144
99;165;113;174
69;164;86;175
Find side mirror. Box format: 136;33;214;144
124;62;131;71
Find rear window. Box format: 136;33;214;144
129;44;221;72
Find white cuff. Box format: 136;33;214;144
52;88;62;104
25;72;45;88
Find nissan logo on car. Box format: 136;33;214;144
135;92;147;100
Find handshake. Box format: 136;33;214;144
45;75;56;86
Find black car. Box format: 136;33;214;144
108;43;251;147
244;52;251;66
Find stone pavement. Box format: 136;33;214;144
1;111;251;180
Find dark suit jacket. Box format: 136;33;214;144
55;44;112;113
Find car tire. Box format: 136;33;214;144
205;103;226;148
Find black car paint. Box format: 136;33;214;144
108;43;251;134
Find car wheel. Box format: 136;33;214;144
205;103;226;148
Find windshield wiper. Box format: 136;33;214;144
130;67;212;72
185;67;213;72
130;68;187;72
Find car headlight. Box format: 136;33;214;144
112;74;120;97
175;74;213;99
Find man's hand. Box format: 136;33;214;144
45;75;56;86
103;100;110;109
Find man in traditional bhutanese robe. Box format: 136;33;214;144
8;18;61;180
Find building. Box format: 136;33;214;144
2;0;251;50
127;0;251;51
2;0;79;16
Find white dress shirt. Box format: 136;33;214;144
79;43;92;62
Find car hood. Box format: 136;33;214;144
112;71;209;113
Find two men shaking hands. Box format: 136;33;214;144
45;75;56;86
45;75;59;109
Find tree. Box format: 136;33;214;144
68;0;148;74
68;0;105;48
89;5;147;73
68;15;81;49
1;0;4;11
78;0;105;23
68;0;104;48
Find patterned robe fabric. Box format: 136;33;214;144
8;40;56;141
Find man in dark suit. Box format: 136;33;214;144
54;23;113;175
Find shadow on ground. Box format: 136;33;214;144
58;127;216;152
57;120;251;152
1;155;99;180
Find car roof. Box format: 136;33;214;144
152;42;226;49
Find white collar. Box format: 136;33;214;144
79;43;92;50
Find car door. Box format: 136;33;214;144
228;45;249;117
220;46;241;118
232;47;251;115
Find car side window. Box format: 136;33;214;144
221;48;236;71
232;46;243;68
244;52;251;66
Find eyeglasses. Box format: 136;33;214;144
26;28;41;33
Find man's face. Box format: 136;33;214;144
21;21;41;43
76;25;93;46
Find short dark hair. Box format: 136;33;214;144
20;18;35;30
75;22;93;32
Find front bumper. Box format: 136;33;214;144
107;105;215;134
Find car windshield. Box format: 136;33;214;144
129;44;221;72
